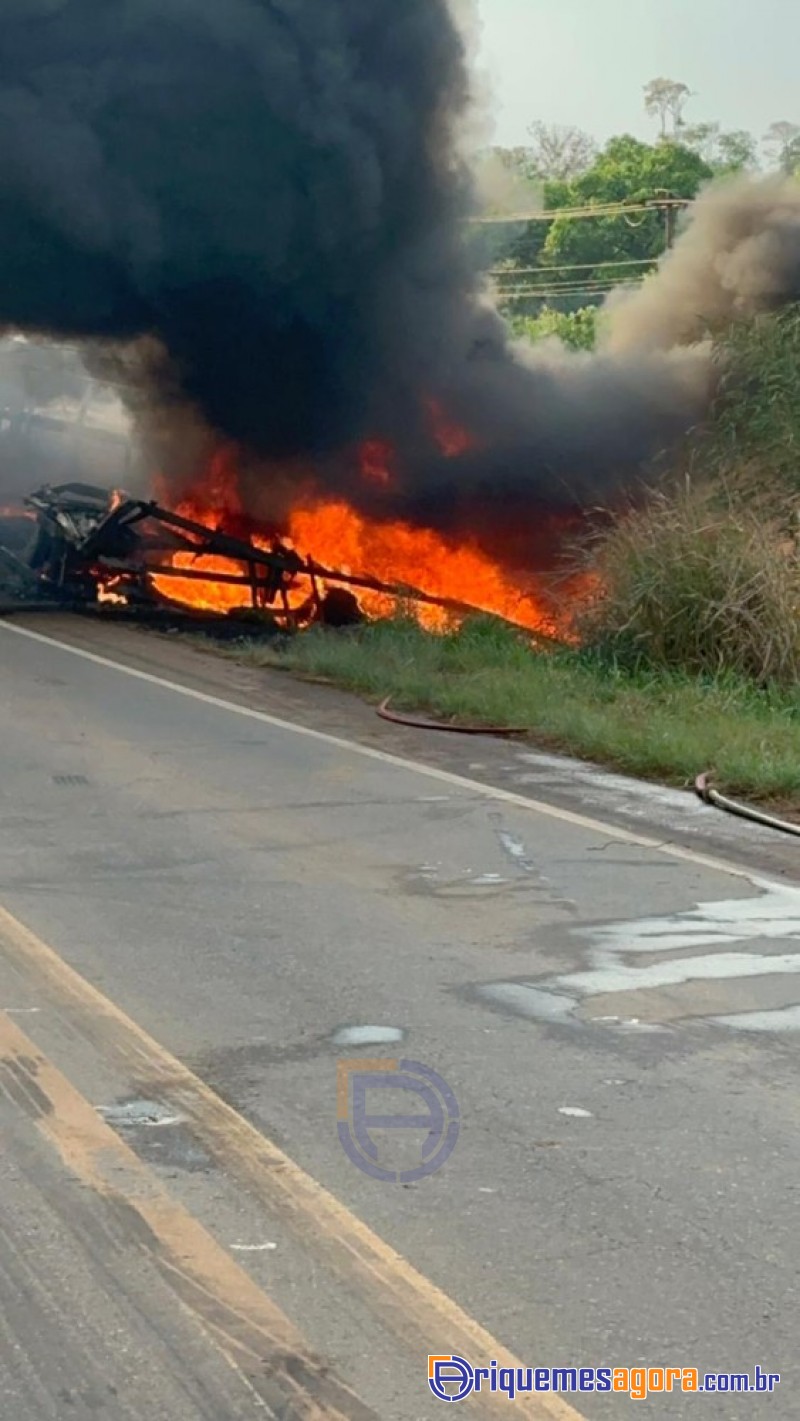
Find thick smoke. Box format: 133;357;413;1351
605;178;800;354
395;179;800;547
2;2;800;554
0;0;475;459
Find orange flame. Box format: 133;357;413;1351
288;500;546;632
427;397;478;458
146;428;556;634
359;439;394;488
97;582;128;606
0;504;34;519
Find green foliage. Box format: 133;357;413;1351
483;135;713;299
716;129;759;172
706;309;800;487
508;307;598;351
541;137;711;278
643;78;692;138
577;134;710;202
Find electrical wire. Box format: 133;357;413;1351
490;258;658;277
470;197;691;225
497;283;644;301
498;283;631;293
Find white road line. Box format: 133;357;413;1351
0;619;770;885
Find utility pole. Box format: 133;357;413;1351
653;189;677;251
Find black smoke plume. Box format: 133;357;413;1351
0;1;474;453
2;1;800;555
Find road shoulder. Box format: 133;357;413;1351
3;610;797;884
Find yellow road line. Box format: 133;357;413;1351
0;1007;375;1420
0;899;584;1420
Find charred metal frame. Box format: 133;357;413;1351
3;482;488;626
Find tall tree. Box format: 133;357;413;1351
644;78;692;138
763;120;800;173
526;122;598;181
682;124;758;173
681;122;720;165
716;129;758;172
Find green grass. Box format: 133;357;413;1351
229;615;800;804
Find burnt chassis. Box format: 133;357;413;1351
22;482;320;618
9;482;483;626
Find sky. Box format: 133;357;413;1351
475;0;798;150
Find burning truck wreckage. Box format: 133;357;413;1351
0;473;549;634
0;372;574;639
1;0;800;647
0;480;363;629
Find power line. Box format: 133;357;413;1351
498;281;645;301
499;278;639;292
490;257;658;277
469;197;691;225
498;274;645;290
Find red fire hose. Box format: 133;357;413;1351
376;697;528;737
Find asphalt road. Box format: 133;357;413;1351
0;613;798;1419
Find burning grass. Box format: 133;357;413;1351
229;614;800;804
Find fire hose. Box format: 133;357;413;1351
371;724;800;840
377;697;528;736
374;705;800;839
695;772;800;839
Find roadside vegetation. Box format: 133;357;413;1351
227;308;800;807
238;614;800;802
578;476;800;686
209;76;800;807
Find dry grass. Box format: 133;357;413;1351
577;479;800;685
708;309;800;489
